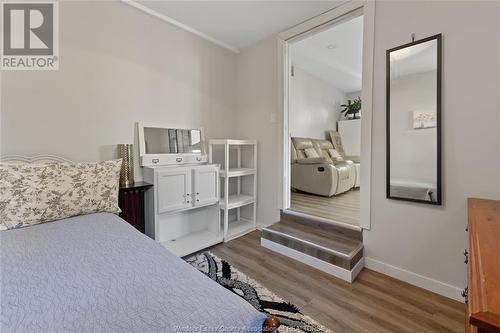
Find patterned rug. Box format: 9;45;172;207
185;252;328;333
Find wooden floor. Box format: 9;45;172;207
210;231;464;333
291;189;360;226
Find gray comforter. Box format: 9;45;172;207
1;213;266;333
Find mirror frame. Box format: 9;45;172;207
137;122;207;167
386;34;442;205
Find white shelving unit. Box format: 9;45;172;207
208;139;257;242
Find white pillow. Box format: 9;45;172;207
304;148;319;158
328;148;344;161
0;159;122;230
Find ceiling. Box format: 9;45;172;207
290;15;364;93
130;1;345;52
390;40;438;79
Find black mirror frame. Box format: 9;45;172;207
386;34;442;205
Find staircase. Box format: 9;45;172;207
261;210;364;282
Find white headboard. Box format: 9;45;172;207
0;155;74;164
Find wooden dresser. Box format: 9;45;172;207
466;198;500;333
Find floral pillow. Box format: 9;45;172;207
0;159;122;230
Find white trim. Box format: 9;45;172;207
364;257;464;303
261;238;364;283
279;0;375;230
278;1;366;41
278;37;289;209
359;0;375;230
120;0;240;54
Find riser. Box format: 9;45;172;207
262;229;363;270
261;238;365;283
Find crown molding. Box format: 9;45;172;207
120;0;240;54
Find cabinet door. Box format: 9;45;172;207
193;166;219;206
157;168;192;213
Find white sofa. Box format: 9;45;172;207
329;130;360;188
291;137;356;197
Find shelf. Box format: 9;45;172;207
220;194;255;210
226;219;255;241
220;168;256;177
209;139;257;145
161;230;223;257
209;138;257;243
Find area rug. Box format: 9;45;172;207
185;252;328;333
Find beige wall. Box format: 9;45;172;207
0;1;237;178
234;0;500;296
235;37;282;227
366;0;500;293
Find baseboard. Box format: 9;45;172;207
261;238;363;283
257;221;275;230
364;257;464;303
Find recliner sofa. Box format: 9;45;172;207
329;130;360;188
291;137;356;197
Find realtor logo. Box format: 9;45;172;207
1;1;59;70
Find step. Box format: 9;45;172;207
281;209;363;241
261;211;364;282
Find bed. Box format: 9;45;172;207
0;156;279;333
0;213;281;332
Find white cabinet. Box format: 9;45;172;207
194;165;219;206
337;119;361;156
157;168;192;213
156;165;219;214
144;164;222;257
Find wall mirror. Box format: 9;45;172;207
386;34;442;205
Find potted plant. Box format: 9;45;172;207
340;97;361;119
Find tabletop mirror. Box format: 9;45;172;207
386;34;442;205
137;122;207;167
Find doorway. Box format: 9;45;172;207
280;3;374;229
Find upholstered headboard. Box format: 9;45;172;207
0;155;74;164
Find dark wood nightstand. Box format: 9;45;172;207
118;181;153;234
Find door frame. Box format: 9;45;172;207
278;0;375;229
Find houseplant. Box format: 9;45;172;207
340;97;361;119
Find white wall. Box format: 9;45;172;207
289;67;345;139
346;91;361;101
235;0;500;298
0;1;237;179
